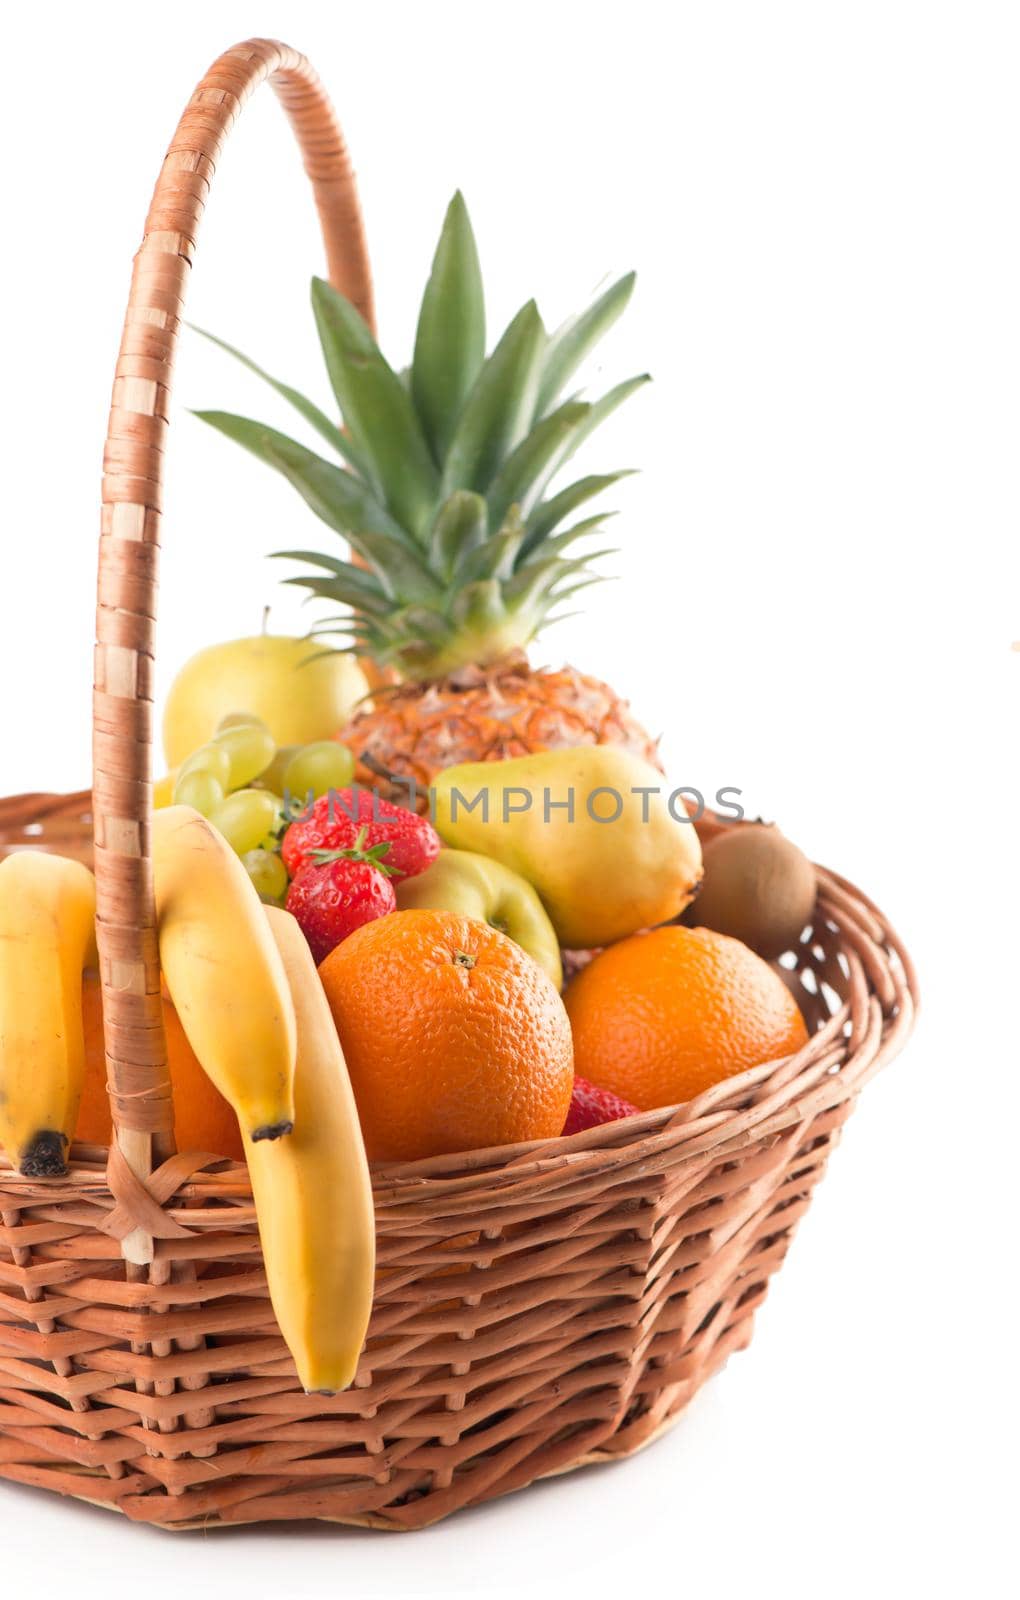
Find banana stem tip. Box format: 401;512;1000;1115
19;1130;69;1178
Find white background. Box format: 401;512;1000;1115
1;2;1016;1595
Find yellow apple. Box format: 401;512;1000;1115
162;636;368;769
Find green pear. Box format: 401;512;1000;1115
432;747;703;949
394;849;562;988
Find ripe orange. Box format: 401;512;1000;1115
77;974;242;1160
318;909;574;1162
564;925;809;1110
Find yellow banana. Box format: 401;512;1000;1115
152;806;297;1140
153;769;179;809
0;853;97;1176
246;906;375;1394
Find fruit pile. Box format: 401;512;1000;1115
0;194;823;1397
157;708;363;904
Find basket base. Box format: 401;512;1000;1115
307;1392;714;1534
0;1372;700;1534
0;1322;751;1533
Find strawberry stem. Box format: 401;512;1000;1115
309;827;405;877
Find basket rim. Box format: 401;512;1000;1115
0;795;917;1211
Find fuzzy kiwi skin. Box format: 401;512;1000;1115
688;824;817;960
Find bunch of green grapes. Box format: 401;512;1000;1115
171;717;355;904
256;740;357;811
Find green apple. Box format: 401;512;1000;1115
162;635;368;769
395;849;562;989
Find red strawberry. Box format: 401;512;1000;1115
282;789;440;881
285;832;398;964
562;1076;639;1136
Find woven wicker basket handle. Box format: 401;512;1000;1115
94;39;374;1264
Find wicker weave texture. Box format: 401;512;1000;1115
92;38;374;1268
0;798;916;1529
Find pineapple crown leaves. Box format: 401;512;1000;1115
192;190;649;679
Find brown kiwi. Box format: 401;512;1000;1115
688;823;816;959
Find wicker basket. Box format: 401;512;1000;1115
0;39;917;1531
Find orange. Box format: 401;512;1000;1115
318;909;573;1162
78;973;242;1160
564;925;808;1110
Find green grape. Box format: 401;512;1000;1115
210;790;281;856
256;744;301;794
177;743;231;789
282;741;356;804
214;712;271;737
242;848;289;905
174;770;225;816
258;793;286;849
213;722;276;789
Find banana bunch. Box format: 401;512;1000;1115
0;853;98;1177
0;815;374;1392
154;807;374;1392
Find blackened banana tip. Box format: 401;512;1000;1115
19;1129;69;1178
251;1119;295;1143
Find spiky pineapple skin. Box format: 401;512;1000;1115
340;658;662;792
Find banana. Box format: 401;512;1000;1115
0;853;97;1176
246;906;375;1394
152;806;297;1140
153;769;179;809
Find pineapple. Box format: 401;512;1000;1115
196;193;659;786
343;658;660;792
